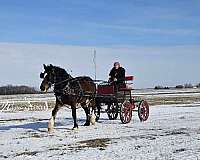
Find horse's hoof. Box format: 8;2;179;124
84;122;90;126
48;128;53;133
72;127;79;131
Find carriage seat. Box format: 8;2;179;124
125;76;134;81
97;76;134;95
119;76;134;91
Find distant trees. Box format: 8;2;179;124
184;83;193;88
175;85;184;89
173;83;200;89
196;83;200;88
0;85;39;95
175;83;194;89
155;83;200;90
154;86;169;90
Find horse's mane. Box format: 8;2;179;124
53;66;72;78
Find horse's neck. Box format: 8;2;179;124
55;68;72;81
54;72;72;94
57;74;68;81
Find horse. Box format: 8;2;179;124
40;64;97;132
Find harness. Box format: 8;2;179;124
53;76;95;101
63;78;84;96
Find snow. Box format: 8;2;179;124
133;88;200;98
0;104;200;160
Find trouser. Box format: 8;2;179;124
113;80;124;94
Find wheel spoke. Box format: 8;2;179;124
107;103;118;120
120;100;132;124
138;100;149;122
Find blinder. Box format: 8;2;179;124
40;72;45;79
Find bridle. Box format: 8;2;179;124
41;70;72;86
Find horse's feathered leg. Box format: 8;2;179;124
48;102;61;132
72;106;78;129
83;107;90;126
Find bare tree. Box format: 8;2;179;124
0;85;39;95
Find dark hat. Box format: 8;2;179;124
114;62;120;66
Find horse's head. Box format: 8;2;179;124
40;64;55;92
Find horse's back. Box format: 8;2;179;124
75;76;95;93
75;76;93;82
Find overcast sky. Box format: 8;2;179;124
0;0;199;88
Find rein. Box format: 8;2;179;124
54;76;91;86
54;77;73;86
53;76;94;98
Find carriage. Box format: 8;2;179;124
95;76;149;124
40;64;149;131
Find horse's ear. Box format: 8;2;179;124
40;72;45;79
43;64;47;70
50;64;53;67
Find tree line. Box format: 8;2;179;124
155;83;200;90
0;85;40;95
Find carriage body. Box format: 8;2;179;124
95;76;149;124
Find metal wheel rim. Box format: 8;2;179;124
139;101;149;121
120;101;132;124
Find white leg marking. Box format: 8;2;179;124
72;127;79;131
48;117;54;132
90;113;96;125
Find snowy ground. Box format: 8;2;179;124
0;104;200;160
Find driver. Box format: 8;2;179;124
109;62;125;91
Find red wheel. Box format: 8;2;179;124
120;100;133;124
138;100;149;122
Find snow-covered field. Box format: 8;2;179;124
0;104;200;160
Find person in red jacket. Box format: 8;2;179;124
109;62;125;92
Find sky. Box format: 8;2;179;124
0;0;200;88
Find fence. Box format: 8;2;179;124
0;97;56;112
